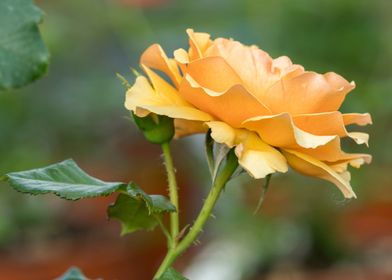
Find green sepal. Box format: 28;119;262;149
0;0;50;90
205;130;214;177
56;267;88;280
204;130;233;183
132;112;174;144
108;185;176;235
1;159;126;200
157;268;188;280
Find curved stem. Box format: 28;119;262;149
253;174;272;215
155;215;173;249
153;150;238;279
161;142;180;243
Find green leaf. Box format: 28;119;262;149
150;195;177;213
108;185;176;235
0;0;50;90
126;183;176;214
2;159;126;200
157;268;188;280
56;267;88;280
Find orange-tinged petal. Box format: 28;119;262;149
140;44;182;87
272;56;305;79
186;28;212;60
174;119;208;138
292;136;371;162
328;155;372;173
243;113;336;149
262;72;355;114
342;113;373;126
206;121;288;178
293;112;348;136
125;76;213;122
181;78;270;128
293;111;370;145
184;56;243;95
178;57;271;127
203;39;304;99
282;149;356;199
204;38;277;95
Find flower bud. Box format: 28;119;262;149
132;113;174;144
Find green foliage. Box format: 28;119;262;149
56;267;88;280
2;159;126;200
0;0;49;90
2;159;176;237
157;268;188;280
108;184;176;235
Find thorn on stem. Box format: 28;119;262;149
175;224;190;242
193;239;201;246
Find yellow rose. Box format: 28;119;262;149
125;29;371;198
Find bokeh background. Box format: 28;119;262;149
1;0;391;279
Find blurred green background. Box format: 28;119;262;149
0;0;391;279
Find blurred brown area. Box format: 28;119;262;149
0;0;391;279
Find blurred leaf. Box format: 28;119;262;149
56;267;88;280
2;159;126;200
108;186;175;235
0;0;49;90
157;268;188;280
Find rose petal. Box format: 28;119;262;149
282;149;356;199
272;56;305;80
206;121;288;178
204;38;277;95
179;57;271;127
343;113;373;126
293;137;371;162
186;28;212;60
328;155;372;173
141;65;186;105
140;44;182;87
184;56;243;94
206;121;237;147
262;72;355;114
243;113;336;149
293;111;370;145
174;119;208;138
173;48;189;64
125;76;213;122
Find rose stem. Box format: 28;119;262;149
153;150;238;279
161;142;180;244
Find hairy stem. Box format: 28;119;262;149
155;215;173;249
153;150;238;279
253;174;272;215
161;142;180;244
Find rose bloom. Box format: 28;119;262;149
125;29;371;198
